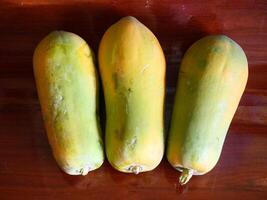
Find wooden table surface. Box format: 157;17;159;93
0;0;267;199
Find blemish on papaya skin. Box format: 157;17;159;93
212;47;222;53
140;64;150;74
198;59;207;68
53;94;63;109
128;88;132;93
125;101;129;115
115;129;124;140
112;73;119;90
127;136;137;149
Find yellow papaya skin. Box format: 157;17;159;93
33;31;104;175
99;16;166;173
167;35;248;184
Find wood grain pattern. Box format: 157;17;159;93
0;0;267;199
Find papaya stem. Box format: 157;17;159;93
80;167;90;176
179;168;194;185
130;166;142;174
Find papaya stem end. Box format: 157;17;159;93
179;168;194;185
130;166;142;174
80;167;90;176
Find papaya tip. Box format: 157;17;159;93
80;167;90;176
179;168;194;185
130;166;142;174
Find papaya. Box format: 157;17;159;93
167;35;248;184
98;16;166;173
33;31;104;175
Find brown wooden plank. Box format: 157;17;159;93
0;1;267;199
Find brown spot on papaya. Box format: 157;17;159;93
115;129;124;140
128;88;132;93
112;73;119;90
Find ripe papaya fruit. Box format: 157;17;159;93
33;31;104;175
99;16;166;173
167;35;248;184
